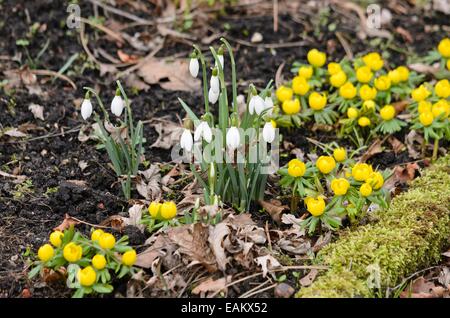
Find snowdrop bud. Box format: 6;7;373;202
226;127;240;150
249;95;265;115
81;98;93;120
210;69;220;93
202;122;212;143
189;57;199;78
110;93;124;117
208;87;219;104
194;122;203;142
262;121;276;143
216;54;224;69
180;129;193;152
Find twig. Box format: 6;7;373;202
87;0;152;24
117;41;165;78
77;17;124;43
228;36;308;49
273;0;278;33
239;279;272;298
335;31;353;60
241;283;278;298
30;69;76;89
265;221;272;252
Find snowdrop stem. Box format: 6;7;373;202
220;38;238;114
193;45;209;114
83;86;110;122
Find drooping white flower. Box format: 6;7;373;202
111;95;124;117
264;96;274;116
262;121;276;143
226;127;240;150
189;58;199;78
215;54;224;69
194;121;212;143
81;99;93;120
210;74;220;93
180;129;193;152
249;95;265;115
208;87;219;104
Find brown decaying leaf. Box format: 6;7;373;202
53;214;80;232
361;138;385;162
395;27;413;43
388;136;406;154
408;63;440;76
117;50;140;63
149;117;184;149
299;269;319;287
400;277;444;298
191;276;231;297
136;165;161;201
28;103;45;120
208;223;230;271
405;130;423;160
255;254;281;278
258;199;288;223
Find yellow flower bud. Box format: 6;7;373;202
122;249;137;266
333;147;347;162
347;107;359;119
362;52;384;71
411;85;430;102
49;231;64;247
308;92;327;110
387;69;401;84
418;100;432;114
38;244;54;262
380;105;396;121
419;111;434;126
292;76;310;95
438;38;450;58
366;171;384;190
276;86;293;103
339;82;357;99
330;71;347;88
374;75;391;91
331;178;350;196
99;233;116;250
298;66;313;79
282;98;301;115
352;163;373;182
92;254;107;270
358;116;371;127
359;84;377;101
91;229;104;242
435;79;450;98
316;156;336;174
307;49;326;67
63;242;83;263
363;100;376;111
360;183;373;197
356;66;373;83
327;62;341;75
304;196;326;217
396;66;409;82
432;99;449;118
148;201;162;219
160;201;177;220
77;266;96;287
287;159;306;178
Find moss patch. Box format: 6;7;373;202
297;156;450;298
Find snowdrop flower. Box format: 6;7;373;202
210;68;220;93
249;94;265;115
264;96;274;116
194;121;212;143
208;87;219;104
81;98;93;120
180;129;193;152
262;120;276;143
110;93;124;117
189;57;199;78
216;54;224;70
226;127;240;150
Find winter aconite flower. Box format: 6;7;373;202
331;178;350;196
81;98;93;120
362;52;384;71
92;254;107;270
282;98;301;115
287;159;306;178
180;129;193;152
160;201;177;220
352;163;373;181
388;69;401;85
438;38;450;58
99;233;116;250
327;62;341;75
111;92;124;117
333;147;347;162
432;99;449;118
249;94;265;115
189;57;199;78
262;121;276;143
304;196;326;217
380;105;395;121
374;75;391;91
411;84;430;102
292;76;310;95
356;66;373;83
148;201;162;219
363;100;376;111
435;79;450;99
63;242;83;263
359;85;377;101
358;116;371;127
226;127;240;150
366;171;384;190
347;107;359;119
77;266;96;287
396;66;409;82
316;156;336;174
419;112;434;126
298;66;313;79
276;86;293;102
194;121;212;143
49;230;64;247
91;229;104;242
309;92;327;110
307;49;326;67
359;183;373;197
339;82;357;99
330;71;347;88
38;244;54;262
418;101;432;114
121;249;137;266
447;59;450;71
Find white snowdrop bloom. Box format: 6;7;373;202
262;121;276;143
208;87;219;104
194;121;212;143
264;96;274;110
215;54;224;69
110;95;124;117
210;74;220;93
180;129;193;152
226;127;240;150
81;99;93;120
249;95;265;115
189;58;199;78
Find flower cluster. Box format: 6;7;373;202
141;200;178;232
29;226;137;298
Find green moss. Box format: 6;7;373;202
297;157;450;298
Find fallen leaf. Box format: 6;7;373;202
258;199;288;223
136;165;161;201
123;204;145;231
117;50;140;63
100;215;125;231
388;136;405;154
400;277;441;298
53;214;80;231
299;269;318;287
255;254;281;278
149;117;184;149
408;63;439;76
3;128;28;138
405;130;423;160
192;276;230;297
274;283;295;298
28;103;45;120
395;27;413;43
208;223;230;271
361;138;385;162
135;235;175;268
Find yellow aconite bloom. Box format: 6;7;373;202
380;105;396;121
360;183;373;197
292;76;310;95
356;66;373;83
352;163;373;181
149;201;162;219
287;159;306;178
438;38;450;58
432;99;449;118
38;244;54;262
347;107;359;119
304;196;326;217
367;172;384;190
309;92;327;110
363;52;384;71
411;85;431;102
435;79;450;98
388;69;401;85
63;242;82;263
307;49;326;67
396;66;409;82
328;62;341;75
330;71;347;88
333;147;347;162
339;82;357;99
363;100;376;111
99;233;116;250
298;66;313;79
358;116;371;127
160;201;177;220
276;86;293;102
418;101;432;114
91;229;104;242
77;266;96;287
49;230;64;247
331;178;350;196
122;249;137;266
282;98;301;115
359;85;377;101
447;59;450;71
316;156;336;174
92;254;107;270
374;75;391;91
419;112;434;126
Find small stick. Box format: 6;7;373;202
273;0;278;33
241;283;278;298
30;69;76;89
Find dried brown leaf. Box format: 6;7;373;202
299;269;319;287
208;223;230;271
258;199;288;223
28;104;45;120
192;276;230;297
255;254;281;278
53;214;80;232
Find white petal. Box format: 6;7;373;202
254;95;265;115
203;123;212;143
111;95;124;117
264;96;274;109
180;129;193;152
81;99;93;120
189;58;199;78
210;75;220;93
216;55;224;69
248;96;255;115
226;127;240;150
208;87;219;104
194;122;204;142
263;122;275;143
